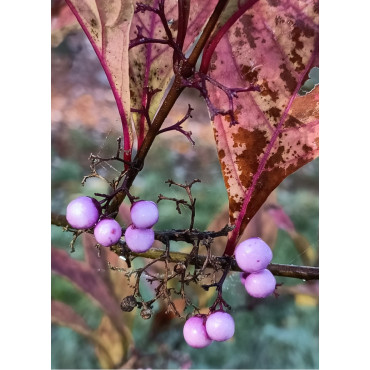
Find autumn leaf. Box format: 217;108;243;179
65;0;134;164
94;316;130;369
267;204;317;265
51;247;124;331
51;300;92;338
204;191;279;257
200;0;319;255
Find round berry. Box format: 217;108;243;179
234;237;273;273
130;200;159;229
66;196;101;229
183;316;212;348
124;224;154;253
244;269;276;298
205;311;235;342
94;218;122;247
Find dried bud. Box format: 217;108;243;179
120;295;137;312
140;308;152;320
174;263;186;274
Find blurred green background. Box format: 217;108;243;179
51;5;319;368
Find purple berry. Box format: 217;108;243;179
205;311;235;342
66;196;101;229
234;237;273;273
244;269;276;298
94;219;122;247
124;224;154;253
130;200;159;229
183;316;212;348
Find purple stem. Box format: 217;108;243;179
158;104;195;144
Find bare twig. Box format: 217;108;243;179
158;104;195;144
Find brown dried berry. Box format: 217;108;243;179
120;295;137;312
174;263;186;274
140;308;152;320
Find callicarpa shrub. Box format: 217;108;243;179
51;0;319;366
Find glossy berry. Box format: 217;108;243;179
235;237;273;273
205;311;235;342
183;316;212;348
66;196;101;229
244;269;276;298
124;224;154;253
130;200;159;229
94;218;122;247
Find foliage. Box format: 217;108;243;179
51;0;319;368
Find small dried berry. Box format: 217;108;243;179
140;308;152;320
120;295;137;312
174;263;186;274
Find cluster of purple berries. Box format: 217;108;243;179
182;237;276;348
235;237;276;298
66;196;159;252
124;200;159;252
183;311;235;348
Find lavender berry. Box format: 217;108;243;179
94;218;122;247
205;311;235;342
244;268;276;298
235;237;273;273
66;196;101;229
183;316;212;348
130;200;159;229
124;224;155;253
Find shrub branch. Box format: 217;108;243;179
51;212;319;281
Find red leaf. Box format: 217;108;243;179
51;247;123;330
267;205;296;233
83;233;113;289
202;0;319;255
65;0;134;164
51;300;92;337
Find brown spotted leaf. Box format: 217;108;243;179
201;0;319;255
204;191;278;256
65;0;134;163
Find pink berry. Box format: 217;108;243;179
183;316;212;348
205;311;235;342
66;196;101;229
124;224;154;253
244;269;276;298
130;200;159;229
235;237;273;273
94;219;122;247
